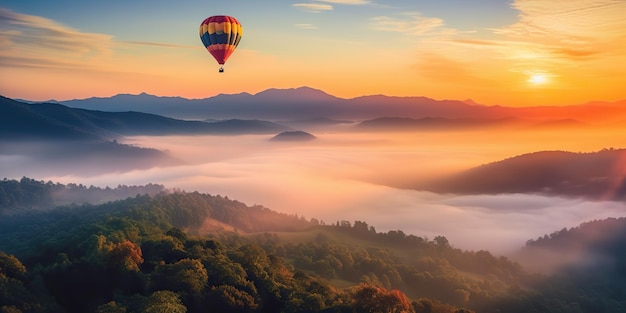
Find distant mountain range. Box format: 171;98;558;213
415;149;626;200
0;96;290;141
44;86;626;123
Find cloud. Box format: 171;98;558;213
0;8;113;55
410;52;489;84
0;7;199;75
292;0;370;13
370;13;444;35
294;24;318;30
496;0;626;58
316;0;370;4
0;7;118;74
452;39;499;46
120;41;199;49
293;3;334;13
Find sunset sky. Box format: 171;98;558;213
1;0;625;106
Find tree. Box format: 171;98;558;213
151;259;208;294
0;252;27;280
144;291;187;313
95;301;127;313
353;284;414;313
208;285;258;312
106;240;144;272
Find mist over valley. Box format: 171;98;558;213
3;88;626;253
2;88;626;312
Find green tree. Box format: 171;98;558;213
95;301;127;313
208;285;258;312
151;259;208;294
144;291;187;313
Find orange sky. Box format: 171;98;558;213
1;1;626;106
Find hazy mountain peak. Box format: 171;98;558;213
254;86;338;100
463;99;480;106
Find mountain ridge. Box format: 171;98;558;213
33;86;626;123
0;96;291;140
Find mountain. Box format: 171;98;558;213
0;96;290;140
515;217;626;274
55;87;497;121
55;87;626;123
415;149;626;200
270;131;317;142
0;96;101;140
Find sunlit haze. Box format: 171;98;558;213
4;125;625;253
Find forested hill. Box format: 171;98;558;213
0;177;313;235
1;178;625;312
516;217;626;273
0;177;166;213
416;148;626;200
0;96;290;140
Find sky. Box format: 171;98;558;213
1;0;626;106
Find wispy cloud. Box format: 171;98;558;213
496;0;626;58
293;0;371;13
120;41;199;49
0;7;196;72
411;52;489;84
316;0;370;4
370;13;444;36
294;23;318;30
0;8;113;55
293;3;333;13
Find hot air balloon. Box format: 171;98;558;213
199;15;242;73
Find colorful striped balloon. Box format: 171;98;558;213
199;15;243;72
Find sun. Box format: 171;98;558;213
528;73;548;85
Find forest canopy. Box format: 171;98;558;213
1;177;625;313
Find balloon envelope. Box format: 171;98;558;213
199;15;242;67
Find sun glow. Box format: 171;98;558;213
528;73;548;85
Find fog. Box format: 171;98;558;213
5;127;625;255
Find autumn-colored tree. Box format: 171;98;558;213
106;240;144;272
0;252;31;312
353;283;414;313
0;252;27;280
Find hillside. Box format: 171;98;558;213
0;96;102;140
416;149;626;200
270;131;317;142
1;177;625;312
515;217;626;274
1;97;293;176
0;96;290;140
